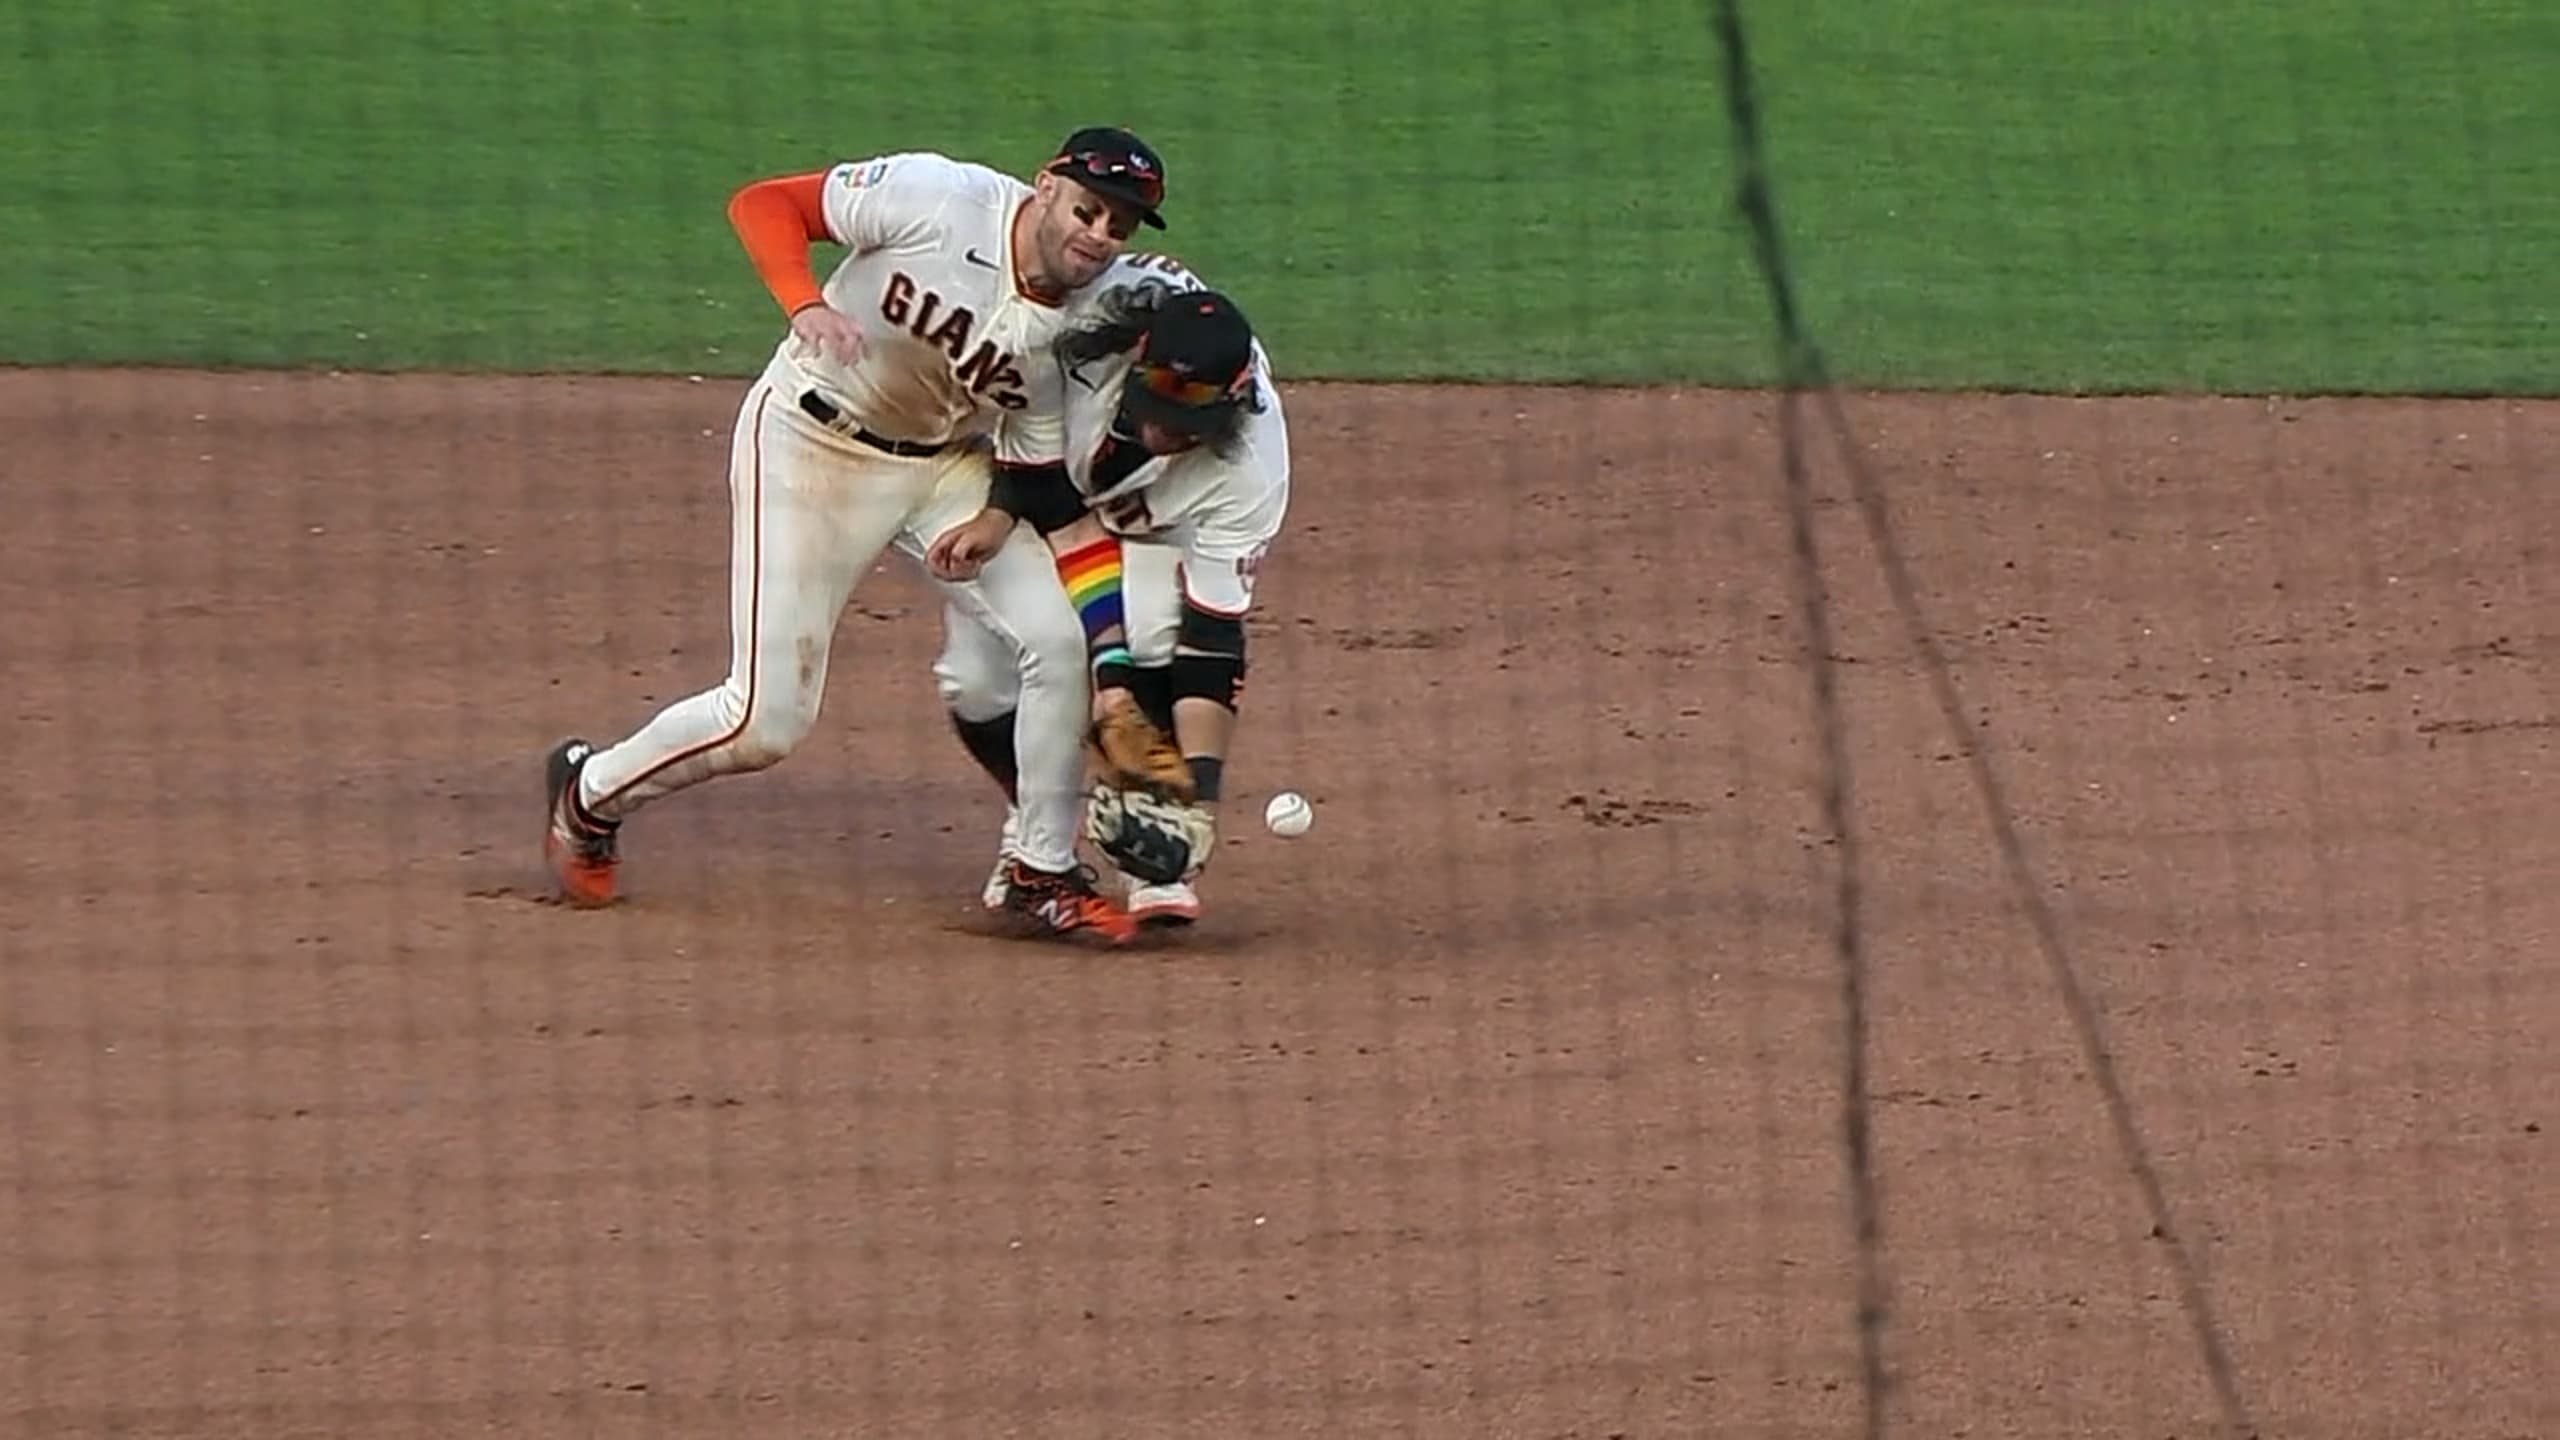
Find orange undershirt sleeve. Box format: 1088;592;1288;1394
726;172;834;318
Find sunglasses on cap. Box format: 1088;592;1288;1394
1134;359;1248;410
1049;149;1165;208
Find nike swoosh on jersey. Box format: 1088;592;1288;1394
964;248;998;269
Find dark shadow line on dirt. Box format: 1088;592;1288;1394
1709;5;2261;1438
1708;7;1892;1435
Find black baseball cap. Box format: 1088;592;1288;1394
1121;289;1257;434
1045;125;1168;229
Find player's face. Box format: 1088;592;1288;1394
1035;175;1142;289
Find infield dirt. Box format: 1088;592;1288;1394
3;368;2550;1438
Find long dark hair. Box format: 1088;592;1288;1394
1055;277;1266;457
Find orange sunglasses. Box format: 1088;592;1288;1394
1134;360;1244;408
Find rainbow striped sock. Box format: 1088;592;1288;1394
1056;535;1131;686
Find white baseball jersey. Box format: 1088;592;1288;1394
1053;255;1291;619
762;151;1086;461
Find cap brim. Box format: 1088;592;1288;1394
1086;178;1167;229
1118;382;1220;434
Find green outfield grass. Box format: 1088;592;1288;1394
2;0;2552;391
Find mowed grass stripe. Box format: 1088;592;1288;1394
1;0;2550;391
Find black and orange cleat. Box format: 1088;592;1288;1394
996;858;1137;945
542;738;620;908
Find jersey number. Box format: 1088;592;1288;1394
1099;491;1155;533
1123;252;1198;288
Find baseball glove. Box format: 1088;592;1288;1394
1084;784;1217;886
1089;701;1195;804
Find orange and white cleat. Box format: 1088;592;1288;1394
1125;880;1200;929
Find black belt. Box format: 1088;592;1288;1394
796;390;951;457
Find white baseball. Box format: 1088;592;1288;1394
1263;791;1313;838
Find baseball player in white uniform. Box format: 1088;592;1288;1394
928;259;1290;930
543;127;1180;944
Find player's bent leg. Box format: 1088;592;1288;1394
1109;543;1197;922
566;385;929;828
903;470;1126;942
935;593;1027;796
925;536;1132;943
920;525;1093;872
931;596;1030;907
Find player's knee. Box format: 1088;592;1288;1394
729;688;819;772
1011;604;1088;681
936;665;1017;724
933;641;1020;722
729;715;809;772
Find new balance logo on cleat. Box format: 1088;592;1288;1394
997;859;1136;944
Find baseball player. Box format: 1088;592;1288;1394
927;261;1289;930
542;127;1179;944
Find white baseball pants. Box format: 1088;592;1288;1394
574;373;1092;872
934;536;1184;716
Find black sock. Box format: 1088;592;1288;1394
950;711;1020;801
1185;755;1224;805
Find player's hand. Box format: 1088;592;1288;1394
927;508;1016;582
790;303;863;367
